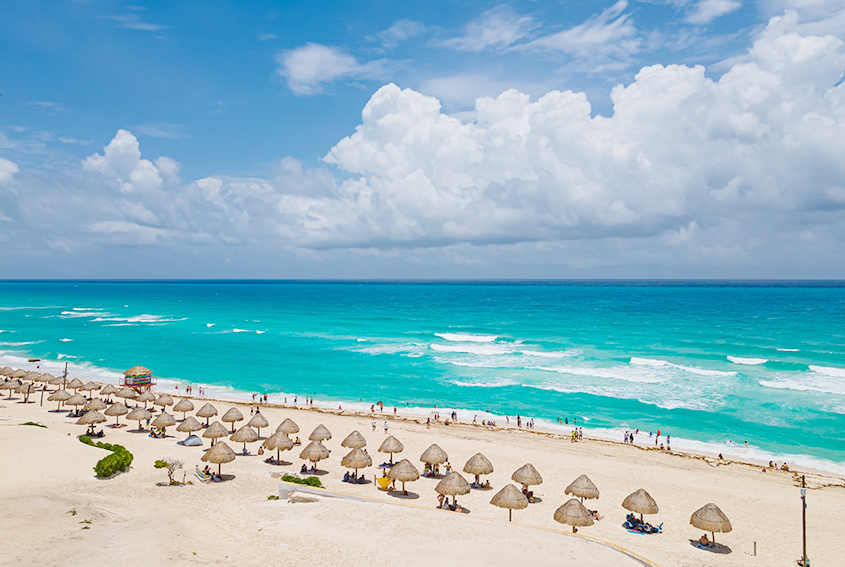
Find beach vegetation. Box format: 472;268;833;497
154;458;183;484
281;474;322;488
21;421;46;428
68;509;77;516
267;495;279;500
79;436;134;477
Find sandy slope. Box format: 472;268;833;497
1;394;842;567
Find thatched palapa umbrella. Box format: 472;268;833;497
277;418;299;434
341;448;372;478
176;416;203;439
116;387;137;401
512;463;543;489
554;498;595;533
201;440;236;476
221;407;244;433
309;424;332;441
341;430;367;449
154;393;174;409
230;425;258;452
173;398;194;420
491;484;528;521
196;402;218;426
66;378;84;393
0;366;11;376
48;388;71;410
463;452;494;485
80;382;100;396
83;398;107;412
65;393;87;414
135;390;155;408
420;444;448;473
126;407;152;431
435;471;471;508
203;421;228;445
387;459;419;495
378;435;403;464
622;488;659;523
262;431;293;463
566;474;600;504
99;384;118;401
246;412;269;437
150;411;176;432
77;410;106;426
104;402;129;426
690;503;732;543
10;369;28;379
2;379;21;398
299;440;330;471
16;382;36;403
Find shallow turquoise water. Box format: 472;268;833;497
1;281;843;470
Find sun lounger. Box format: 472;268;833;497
195;466;211;482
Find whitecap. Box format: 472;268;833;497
728;356;768;365
256;330;266;334
809;365;845;378
0;340;44;346
233;329;250;333
57;353;78;359
631;357;734;377
429;343;511;356
451;378;521;388
59;338;73;342
519;349;576;359
777;348;799;352
207;323;215;328
535;364;667;384
435;332;497;343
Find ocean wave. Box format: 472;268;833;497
57;353;78;359
233;329;250;333
60;310;112;318
451;378;521;388
519;349;576;359
435;332;498;343
207;323;215;328
91;314;188;324
429;343;511;356
809;365;845;378
631;357;735;377
728;356;768;365
535;364;667;384
59;338;73;342
256;330;266;334
777;348;800;352
0;340;44;346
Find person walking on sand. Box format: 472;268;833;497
372;419;377;432
384;421;388;434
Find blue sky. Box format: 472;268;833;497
2;1;845;278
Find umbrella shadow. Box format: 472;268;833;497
214;474;236;482
530;497;543;503
388;490;420;500
688;540;731;554
263;459;292;466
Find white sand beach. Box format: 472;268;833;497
1;388;843;567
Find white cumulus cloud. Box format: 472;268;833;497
276;43;392;96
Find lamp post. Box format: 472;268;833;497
801;475;807;567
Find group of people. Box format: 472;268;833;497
199;465;221;482
148;426;167;439
571;428;584;441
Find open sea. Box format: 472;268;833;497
1;280;844;473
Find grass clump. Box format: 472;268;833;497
21;421;46;428
281;474;322;488
267;495;280;500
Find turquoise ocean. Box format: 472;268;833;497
1;281;844;473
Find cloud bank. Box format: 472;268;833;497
2;12;845;277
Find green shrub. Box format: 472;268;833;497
267;495;279;500
79;436;134;478
21;421;46;428
281;474;322;488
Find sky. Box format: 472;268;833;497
1;0;845;279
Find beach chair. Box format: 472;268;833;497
195;466;211;482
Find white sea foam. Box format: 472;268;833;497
0;341;44;346
535;364;667;384
60;310;112;318
451;378;521;388
207;323;215;327
91;315;187;324
809;365;845;378
233;329;250;333
59;338;73;342
256;330;266;334
429;343;511;356
519;349;576;359
630;357;734;377
435;332;497;343
57;353;78;359
777;348;799;352
728;356;768;365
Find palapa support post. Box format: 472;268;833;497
801;475;807;567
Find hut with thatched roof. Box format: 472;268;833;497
490;484;528;522
554;499;595;533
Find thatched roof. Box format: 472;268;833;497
463;452;494;476
622;489;659;515
104;402;129;416
196;403;218;418
490;484;529;510
387;459;420;483
115;387;137;399
341;430;367;449
690;503;732;533
554;499;595;528
201;440;236;465
276;418;299;434
203;421;229;439
341;448;372;470
378;435;403;454
173;399;194;413
247;413;269;430
135;390;156;403
76;410;106;425
420;444;448;465
123;365;152;377
47;375;65;386
176;416;202;433
48;389;71;401
230;425;258;443
154;394;174;407
299;440;330;462
150;412;176;429
10;369;28;378
309;424;332;441
66;378;84;390
565;474;600;500
0;366;11;376
512;463;543;487
435;471;471;496
221;407;244;423
126;407;152;421
99;384;119;396
16;383;35;394
80;381;100;391
83;399;108;411
65;393;88;407
263;432;293;452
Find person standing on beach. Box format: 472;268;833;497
372;419;377;432
384;421;388;434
